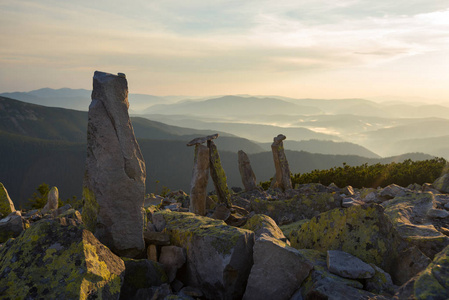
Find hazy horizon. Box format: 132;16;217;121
1;1;449;103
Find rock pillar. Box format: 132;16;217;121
189;144;209;216
83;71;146;257
238;150;257;192
0;183;15;218
208;140;231;208
271;134;292;190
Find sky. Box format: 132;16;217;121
1;0;449;102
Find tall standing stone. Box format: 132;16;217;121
189;144;209;216
238;150;257;191
271;134;292;190
83;71;146;257
0;183;15;218
208;140;231;208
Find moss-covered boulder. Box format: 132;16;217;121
0;182;15;218
414;244;449;299
289;204;405;280
0;219;125;299
250;192;340;224
119;259;168;300
154;210;254;300
242;214;286;241
382;192;449;259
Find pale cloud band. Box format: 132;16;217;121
0;0;448;101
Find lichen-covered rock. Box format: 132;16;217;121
0;212;24;243
154;210;254;300
189;144;209;216
289;204;403;280
0;219;125;299
208;140;231;207
0;182;15;218
365;263;396;295
251;193;340;224
392;246;431;285
242;214;286;241
83;71;146;258
41;186;59;214
414;244;449;299
327;250;375;279
433;173;449;194
119;258;168;300
243;235;313;300
271;134;292;191
382;192;449;259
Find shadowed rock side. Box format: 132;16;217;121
208;140;231;208
189;144;209;216
271;134;292;191
82;71;146;258
238;150;257;192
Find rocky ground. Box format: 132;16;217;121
2;175;449;299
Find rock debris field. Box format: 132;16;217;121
2;71;449;299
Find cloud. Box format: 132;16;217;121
0;0;448;98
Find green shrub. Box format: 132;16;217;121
261;158;447;189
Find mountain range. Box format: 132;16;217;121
0;94;438;207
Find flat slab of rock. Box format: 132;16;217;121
154;210;254;300
0;219;125;299
243;235;313;300
143;231;170;246
186;133;219;146
327;250;375;279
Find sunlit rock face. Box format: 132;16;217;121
83;71;146;258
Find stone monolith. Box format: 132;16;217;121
271;134;292;190
189;144;209;215
0;183;15;218
82;71;146;257
208;140;231;208
238;150;257;191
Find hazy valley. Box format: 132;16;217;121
0;88;446;207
